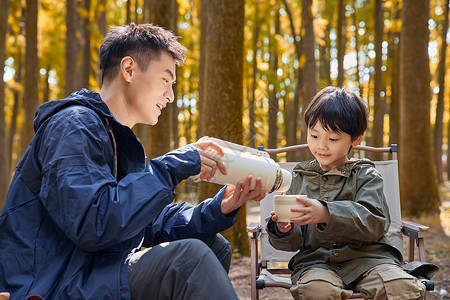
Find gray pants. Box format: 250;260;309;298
128;234;237;300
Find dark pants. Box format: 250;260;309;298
128;234;236;300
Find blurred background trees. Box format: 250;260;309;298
1;0;448;254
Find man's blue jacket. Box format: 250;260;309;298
0;89;237;299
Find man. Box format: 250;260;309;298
0;23;265;299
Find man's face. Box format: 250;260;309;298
128;51;176;126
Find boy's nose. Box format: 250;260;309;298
317;140;328;149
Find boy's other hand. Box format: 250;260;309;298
270;211;292;233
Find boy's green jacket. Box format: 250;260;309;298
266;159;437;287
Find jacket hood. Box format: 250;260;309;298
33;89;113;133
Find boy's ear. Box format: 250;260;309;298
120;56;135;83
352;135;363;146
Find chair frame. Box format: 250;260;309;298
247;144;433;300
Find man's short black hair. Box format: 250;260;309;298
99;23;187;85
304;86;368;141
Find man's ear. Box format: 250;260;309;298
352;135;363;146
120;56;135;83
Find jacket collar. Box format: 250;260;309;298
294;158;373;177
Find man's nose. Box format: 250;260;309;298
165;87;175;103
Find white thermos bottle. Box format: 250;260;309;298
192;136;292;193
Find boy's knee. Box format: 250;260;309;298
358;264;426;300
377;269;425;299
290;269;352;300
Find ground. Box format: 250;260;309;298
229;200;450;300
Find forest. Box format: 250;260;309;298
1;0;449;255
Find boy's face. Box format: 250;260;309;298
127;51;176;126
307;121;361;171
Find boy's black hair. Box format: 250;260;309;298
304;86;368;141
99;23;187;86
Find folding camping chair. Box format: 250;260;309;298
247;144;435;300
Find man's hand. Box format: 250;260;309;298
220;176;266;215
289;196;330;225
192;140;227;181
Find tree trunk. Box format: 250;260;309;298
81;0;91;89
9;27;24;174
43;64;50;103
23;0;39;152
352;0;361;94
248;0;259;149
95;0;107;86
171;1;179;149
336;0;345;87
319;6;333;88
298;0;317;161
282;0;302;161
371;0;385;159
301;0;317;105
0;0;11;210
388;0;401;147
199;0;247;255
399;0;439;216
126;0;131;24
66;0;81;95
268;2;279;157
134;0;139;23
197;0;207;140
434;0;449;183
145;0;178;158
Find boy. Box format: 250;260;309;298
267;87;426;299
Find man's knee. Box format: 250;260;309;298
129;239;235;300
198;234;232;273
180;239;212;262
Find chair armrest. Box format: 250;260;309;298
247;222;260;233
402;221;429;240
402;221;430;263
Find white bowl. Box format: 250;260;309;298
273;195;306;222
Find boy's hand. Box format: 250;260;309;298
290;196;330;225
220;175;266;215
270;211;292;233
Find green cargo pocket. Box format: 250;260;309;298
379;268;425;300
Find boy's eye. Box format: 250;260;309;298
310;134;318;139
329;138;338;142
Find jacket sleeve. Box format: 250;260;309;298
142;187;239;246
320;166;390;244
37;107;201;252
266;218;303;252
